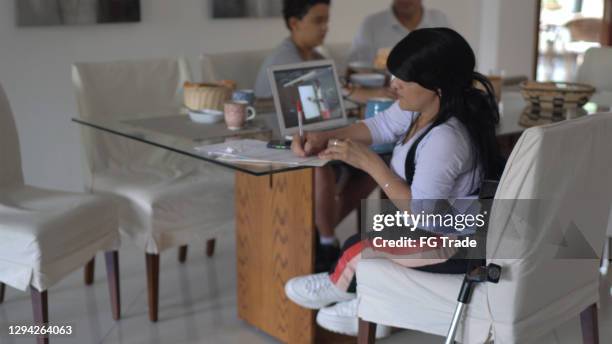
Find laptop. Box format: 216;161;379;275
267;60;351;137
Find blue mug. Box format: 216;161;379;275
365;97;394;119
232;89;255;106
365;98;395;153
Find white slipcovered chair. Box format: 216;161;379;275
71;58;234;322
577;47;612;106
0;83;121;343
201;49;273;90
577;47;612;274
357;113;612;343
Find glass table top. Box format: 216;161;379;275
73;91;609;176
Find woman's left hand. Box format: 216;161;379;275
319;139;381;173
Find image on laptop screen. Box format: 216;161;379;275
270;63;344;130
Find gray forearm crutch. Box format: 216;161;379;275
444;263;502;344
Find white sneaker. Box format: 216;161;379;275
285;272;356;309
316;299;391;339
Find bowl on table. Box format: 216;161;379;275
348;61;377;74
187;108;224;124
350;73;386;88
519;81;596;110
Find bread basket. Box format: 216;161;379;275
183;82;232;111
519;81;595;110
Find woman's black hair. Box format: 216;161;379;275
387;27;503;182
283;0;330;30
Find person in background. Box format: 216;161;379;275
348;0;449;65
254;0;330;99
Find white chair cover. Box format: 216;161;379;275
0;84;118;291
72;58;234;254
201;49;272;90
357;113;612;343
0;84;23;188
577;47;612;92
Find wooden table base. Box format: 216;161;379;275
236;169;316;343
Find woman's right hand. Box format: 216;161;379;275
291;131;329;157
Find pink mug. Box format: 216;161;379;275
224;100;257;130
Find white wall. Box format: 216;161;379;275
477;0;539;77
0;0;530;192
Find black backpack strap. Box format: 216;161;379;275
404;124;437;185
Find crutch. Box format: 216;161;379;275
444;263;502;344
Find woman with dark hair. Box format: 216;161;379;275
285;27;502;338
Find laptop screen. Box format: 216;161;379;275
269;61;346;135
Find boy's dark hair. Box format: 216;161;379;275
283;0;330;30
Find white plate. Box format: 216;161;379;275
188;109;224;124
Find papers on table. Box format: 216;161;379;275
194;139;328;167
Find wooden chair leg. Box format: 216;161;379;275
84;256;95;285
580;303;599;344
358;318;377;344
30;287;49;344
178;245;188;263
104;251;120;320
206;239;216;257
0;282;5;304
145;253;160;322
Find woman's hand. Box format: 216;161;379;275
291;131;330;157
318;138;382;173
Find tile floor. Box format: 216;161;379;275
1;212;611;344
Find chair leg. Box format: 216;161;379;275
104;251;121;320
0;282;5;304
84;256;95;285
145;253;160;322
358;318;377;344
206;239;216;257
580;303;599;344
30;287;49;344
178;245;188;263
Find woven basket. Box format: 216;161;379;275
184;82;232;111
520;81;595;110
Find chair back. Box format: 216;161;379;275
486;113;612;341
200;49;272;90
71;58;192;184
0;84;24;187
577;47;612;92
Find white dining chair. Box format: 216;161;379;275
0;83;121;344
201;49;273;90
576;47;612;91
71;57;234;322
577;47;612;276
356;113;612;343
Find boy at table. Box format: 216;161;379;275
256;0;378;271
254;0;330;99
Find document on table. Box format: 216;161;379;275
194;139;328;167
